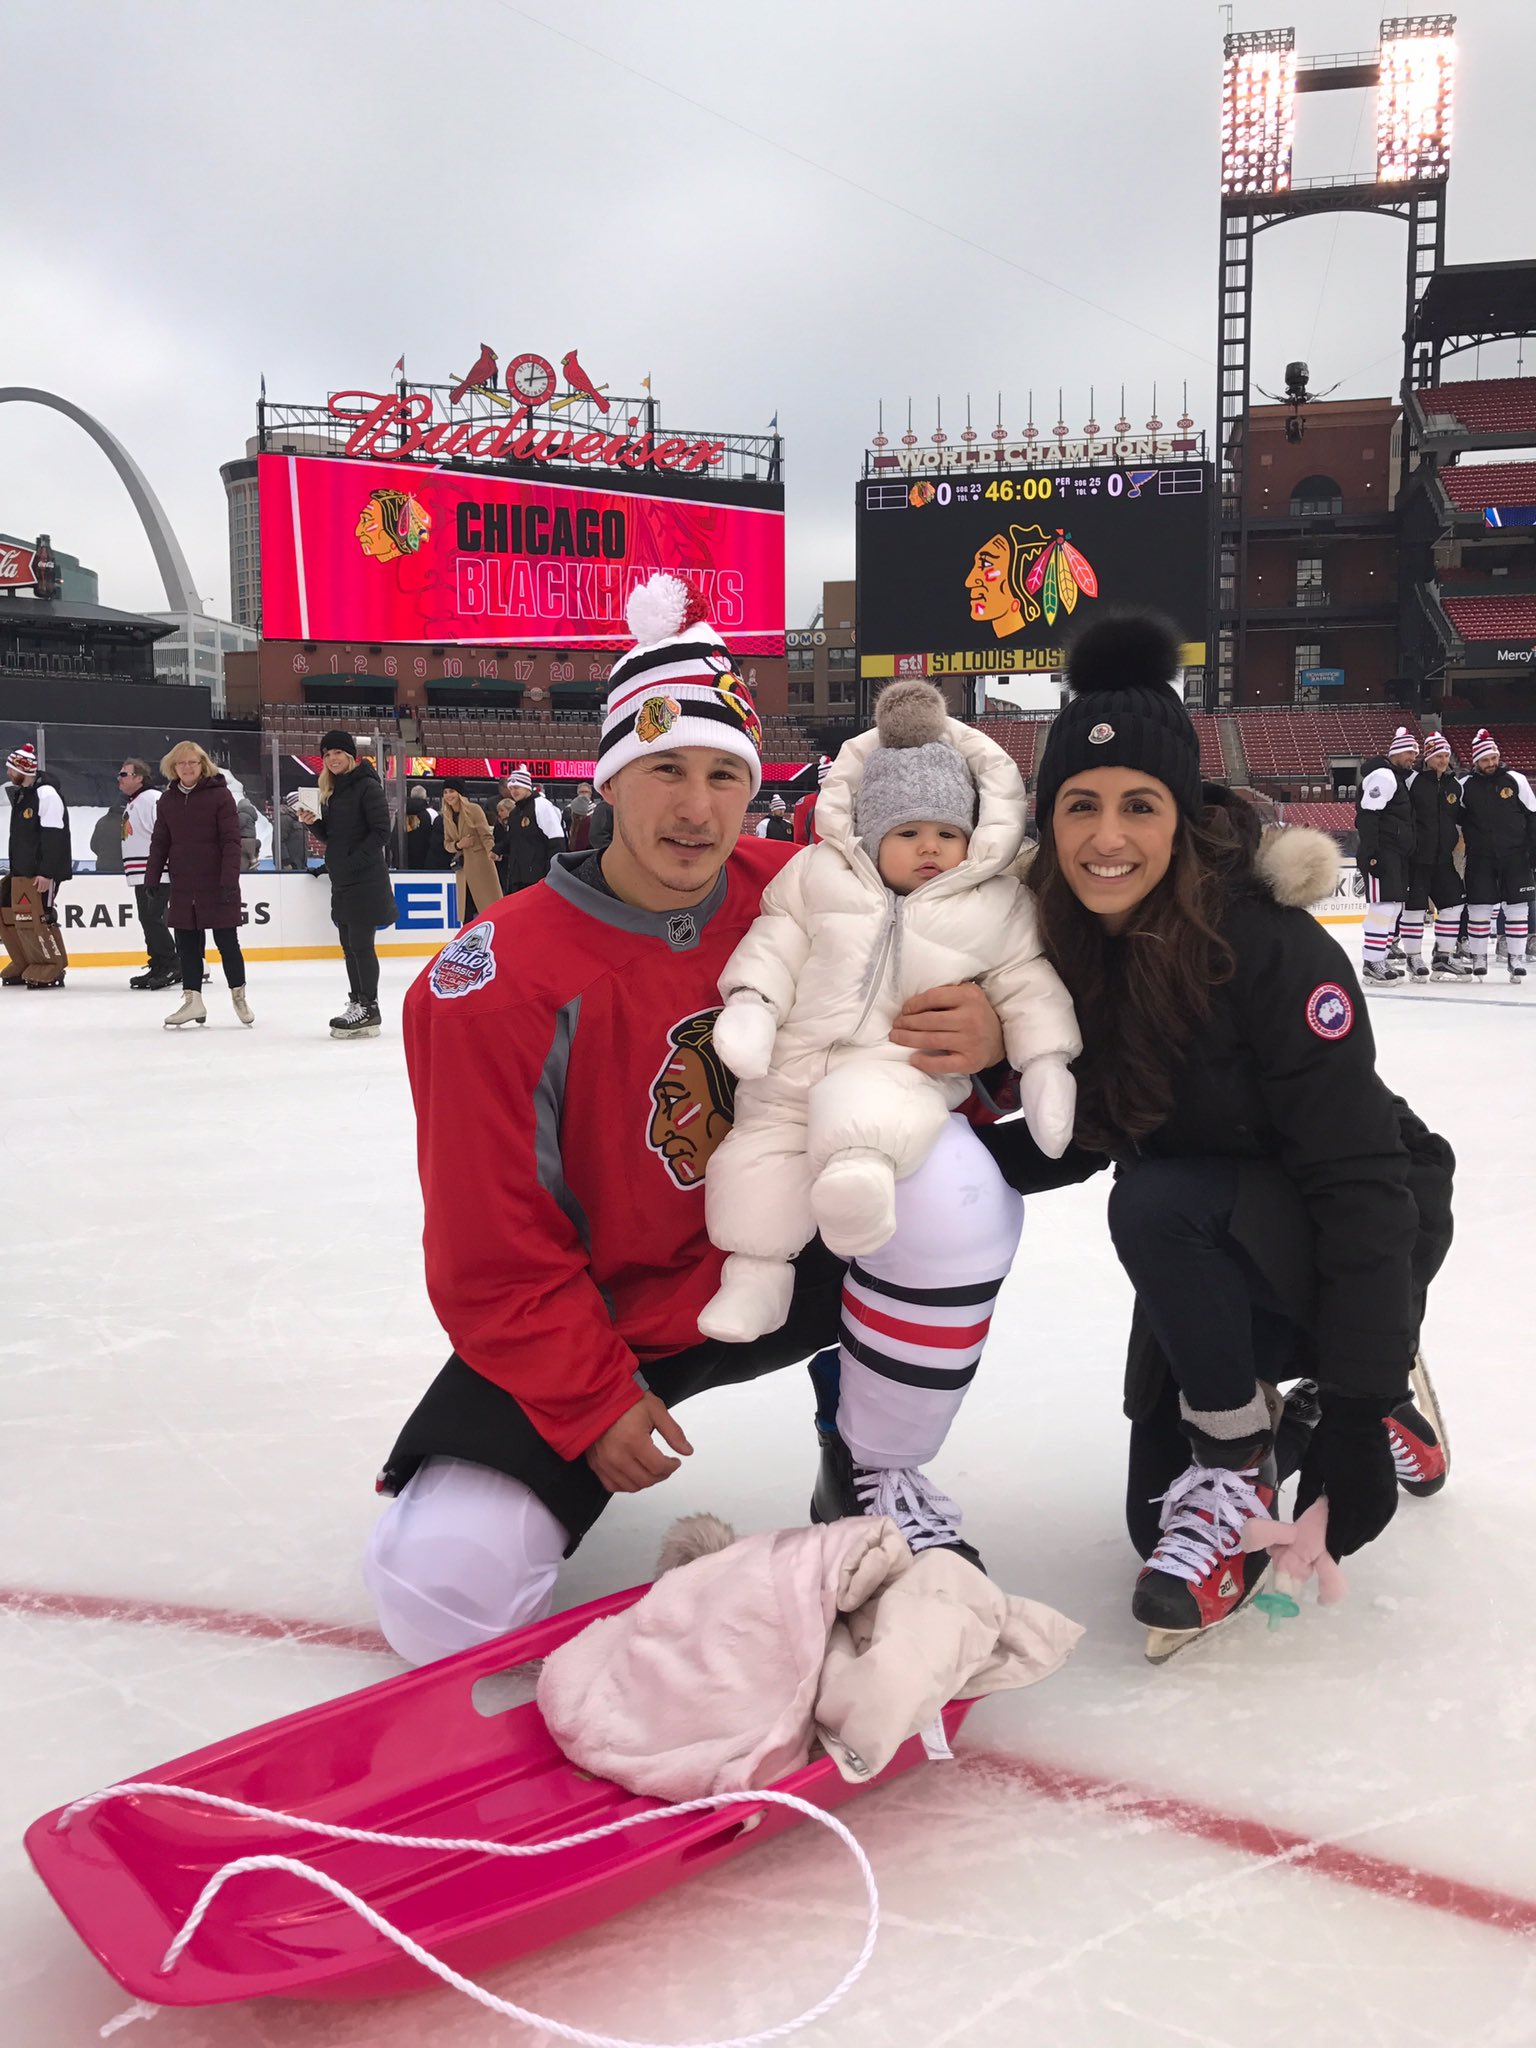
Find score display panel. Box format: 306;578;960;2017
856;464;1213;675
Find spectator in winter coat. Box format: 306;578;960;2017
754;795;793;840
494;767;556;893
564;780;597;850
118;758;177;990
402;784;434;871
295;730;397;1039
588;794;614;852
235;793;262;873
439;782;503;923
1;742;71;988
145;742;253;1030
980;615;1454;1659
275;800;311;872
90;807;124;875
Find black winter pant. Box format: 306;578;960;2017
133;884;176;972
176;927;246;990
338;920;381;1004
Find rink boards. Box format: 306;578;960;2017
48;863;1371;966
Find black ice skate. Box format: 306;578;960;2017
1362;960;1405;985
1407;954;1430;981
129;966;179;991
1275;1378;1322;1485
330;999;381;1040
808;1352;984;1571
1133;1449;1277;1664
1431;951;1471;980
1509;956;1527;985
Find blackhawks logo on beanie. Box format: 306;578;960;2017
594;575;763;795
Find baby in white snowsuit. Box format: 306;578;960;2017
699;680;1082;1344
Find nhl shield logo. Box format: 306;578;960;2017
667;912;697;948
430;922;497;1000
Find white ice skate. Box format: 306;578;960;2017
1508;956;1527;986
697;1253;796;1345
810;1151;898;1258
163;991;207;1029
230;987;255;1026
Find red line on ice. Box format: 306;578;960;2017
7;1584;1535;1942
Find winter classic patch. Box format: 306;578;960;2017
430;922;496;1000
1305;982;1353;1041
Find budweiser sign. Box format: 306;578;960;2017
328;392;727;475
0;540;38;590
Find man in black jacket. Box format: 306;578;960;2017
494;770;555;894
1461;727;1536;983
1;742;71;989
1354;726;1419;984
1404;730;1469;980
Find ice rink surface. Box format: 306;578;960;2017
6;960;1535;2047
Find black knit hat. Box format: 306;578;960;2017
319;728;358;758
1033;614;1202;823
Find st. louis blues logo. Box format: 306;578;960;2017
430;922;497;1000
1305;982;1353;1040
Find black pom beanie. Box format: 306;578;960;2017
1033;613;1203;824
319;728;358;758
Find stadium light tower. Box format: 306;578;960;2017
1211;13;1457;710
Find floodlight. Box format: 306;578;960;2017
1221;28;1297;198
1377;15;1456;183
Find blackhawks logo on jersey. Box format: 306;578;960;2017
646;1008;737;1190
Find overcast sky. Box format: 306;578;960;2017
3;0;1531;626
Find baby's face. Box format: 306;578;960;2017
877;821;969;893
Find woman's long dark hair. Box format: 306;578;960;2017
1028;790;1260;1153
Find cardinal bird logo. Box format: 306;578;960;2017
561;348;611;413
449;344;499;407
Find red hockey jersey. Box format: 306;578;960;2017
403;839;796;1460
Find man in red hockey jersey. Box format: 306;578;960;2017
364;577;1010;1664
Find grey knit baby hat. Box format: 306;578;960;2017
854;681;978;851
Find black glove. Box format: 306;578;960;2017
1294;1390;1400;1559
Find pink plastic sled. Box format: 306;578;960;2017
27;1583;977;2007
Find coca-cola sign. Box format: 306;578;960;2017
0;540;38;590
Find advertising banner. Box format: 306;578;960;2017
259;454;785;653
1299;667;1345;688
856;465;1213;672
1460;640;1536;668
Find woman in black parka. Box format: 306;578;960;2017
982;615;1454;1660
295;730;396;1040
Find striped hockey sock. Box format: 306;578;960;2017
1433;912;1462;953
1362;905;1398;964
1399;914;1425;956
1468;907;1495;961
837;1259;1008;1470
1506;903;1530;960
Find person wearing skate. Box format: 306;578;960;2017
144;741;253;1029
294;730;396;1040
118;758;178;991
1458;729;1536;984
1;742;72;989
1404;731;1468;980
981;615;1454;1660
1354;726;1419;984
364;575;1012;1665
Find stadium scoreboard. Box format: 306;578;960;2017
856;463;1214;680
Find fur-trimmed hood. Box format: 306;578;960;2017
1254;825;1339;910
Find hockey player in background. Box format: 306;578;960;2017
793;756;831;844
1460;728;1536;984
755;794;794;841
1404;731;1468;980
118;757;177;990
1354;727;1419;984
1;742;71;989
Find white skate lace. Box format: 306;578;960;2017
853;1466;964;1551
338;1001;368;1025
1146;1464;1264;1585
1387;1417;1425;1480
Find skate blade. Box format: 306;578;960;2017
1408;1350;1451;1482
1142;1564;1272;1666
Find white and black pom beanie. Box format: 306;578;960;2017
854;680;977;850
594;574;763;796
1034;613;1202;822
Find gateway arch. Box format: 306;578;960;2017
0;386;203;612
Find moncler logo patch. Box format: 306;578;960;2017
429;922;496;999
1088;722;1115;745
1305;983;1354;1040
